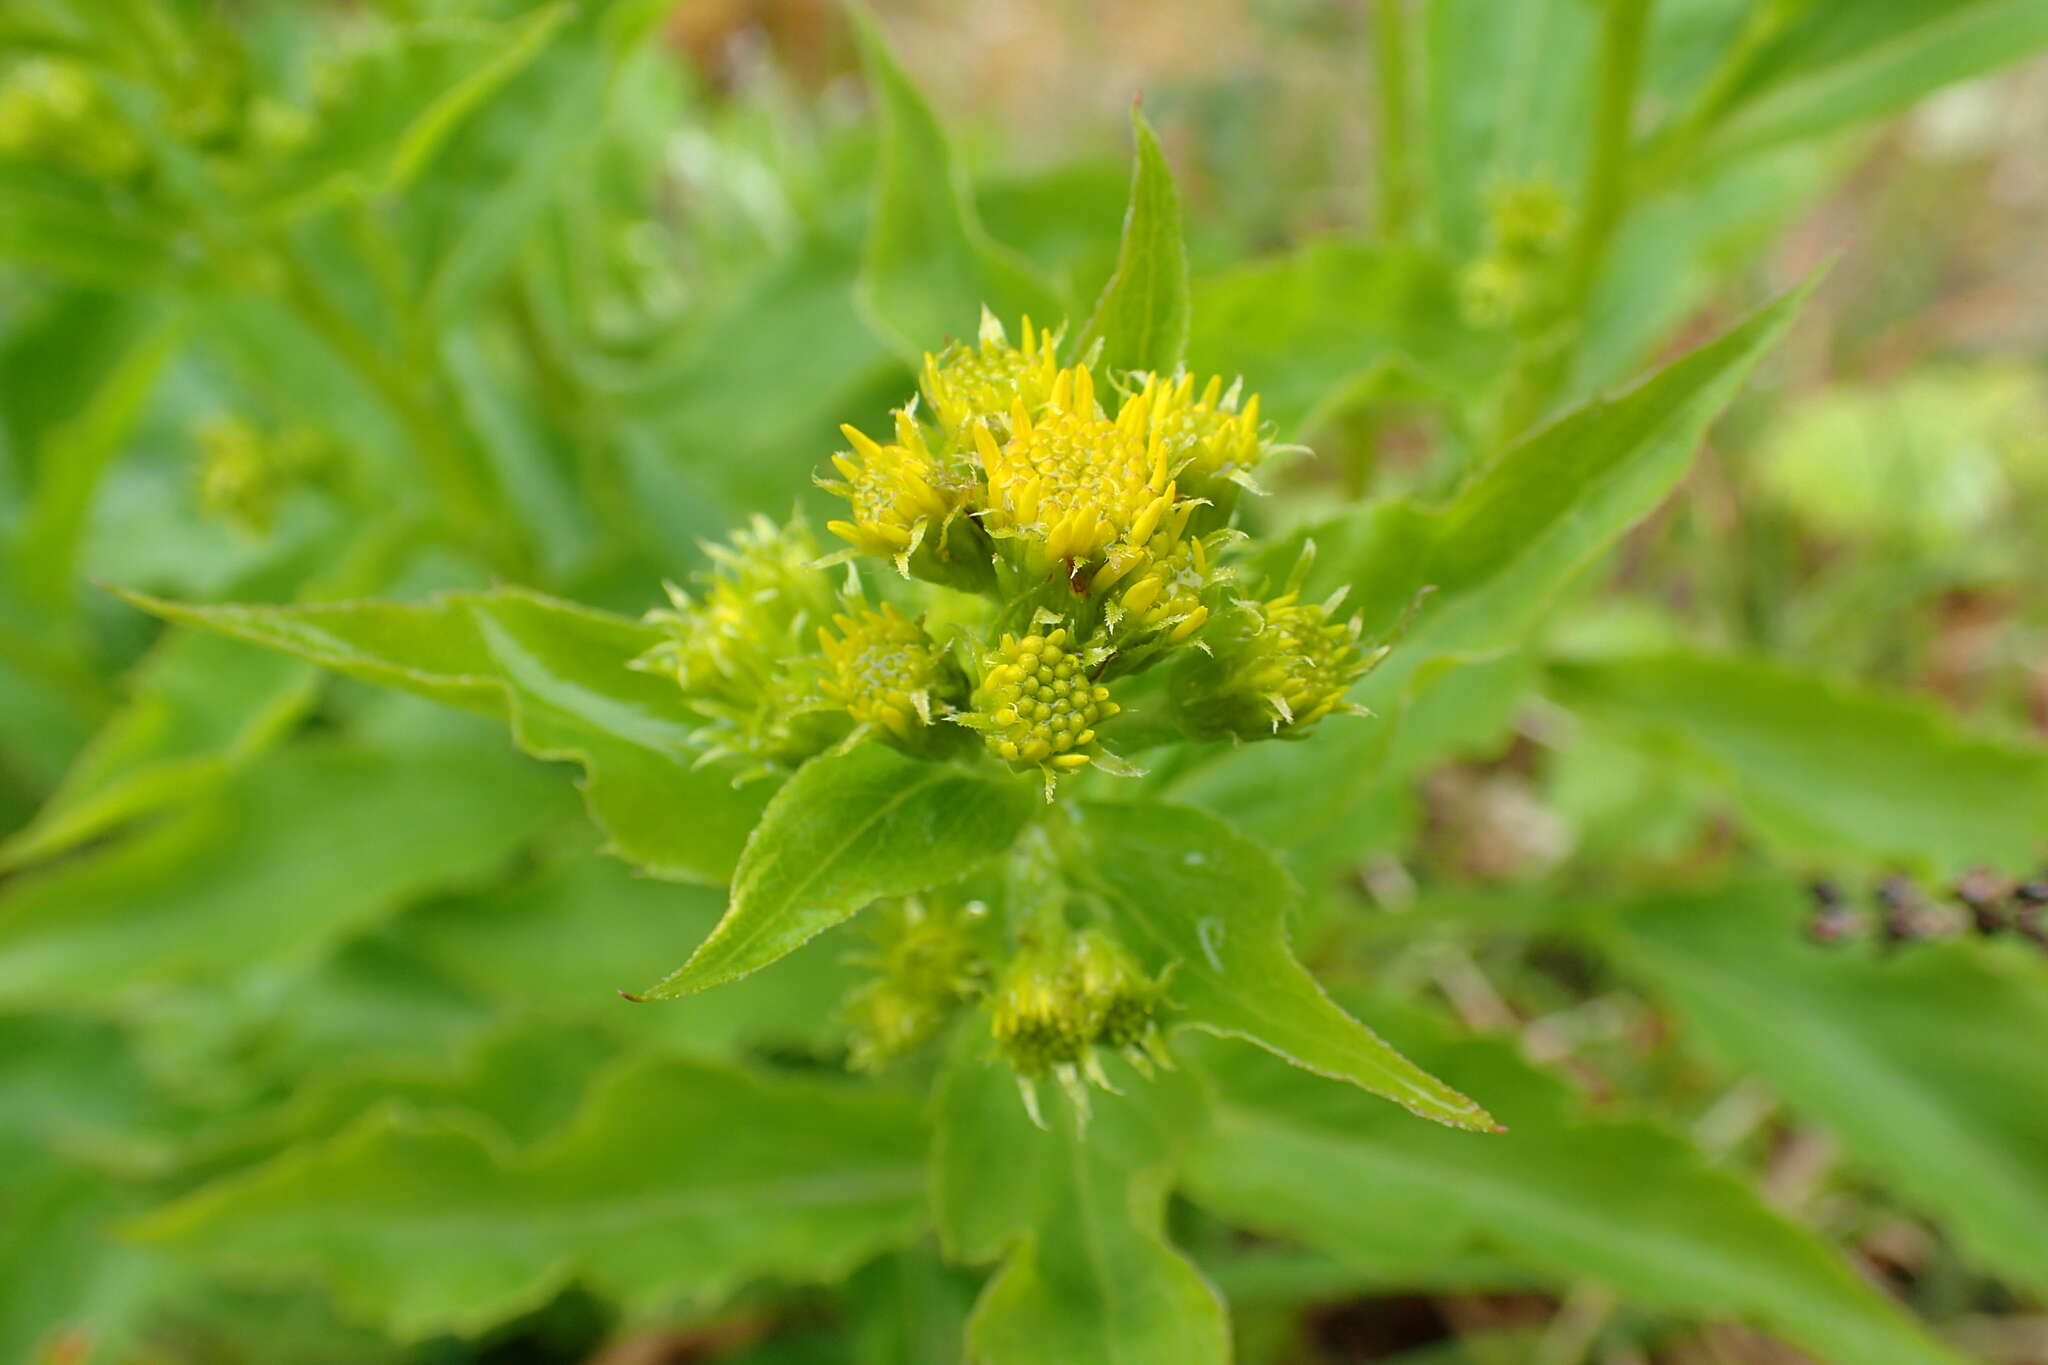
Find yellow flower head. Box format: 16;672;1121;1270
1096;524;1233;671
921;309;1062;440
959;627;1120;795
817;602;962;741
1141;372;1266;492
1172;571;1382;742
973;364;1181;577
819;409;967;573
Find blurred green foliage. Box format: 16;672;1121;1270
3;1;2048;1362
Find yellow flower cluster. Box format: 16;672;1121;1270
814;313;1290;787
824;313;1264;595
921;311;1062;440
958;628;1120;793
972;364;1178;576
643;314;1382;799
627;313;1393;1108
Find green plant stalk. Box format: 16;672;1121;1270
1637;1;1782;191
1492;0;1653;446
1564;0;1652;309
506;265;635;552
1372;0;1415;239
274;244;530;578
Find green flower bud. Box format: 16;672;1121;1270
0;58;144;182
988;937;1093;1081
817;602;965;747
633;515;846;774
1069;929;1167;1068
1172;585;1380;742
194;415;329;536
843;902;986;1073
1487;180;1571;259
989;926;1169;1125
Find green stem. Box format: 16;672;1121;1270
506;268;634;547
1491;0;1653;446
1636;1;1780;192
1372;0;1415;239
274;244;528;577
1563;0;1652;309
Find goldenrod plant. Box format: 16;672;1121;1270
6;2;2048;1362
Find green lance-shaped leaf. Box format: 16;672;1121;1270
1285;278;1812;681
130;1055;929;1340
1193;278;1810;849
1671;0;2048;170
10;319;176;611
0;628;317;872
1551;649;2048;874
1596;880;2048;1299
1067;801;1495;1131
1186;999;1971;1365
633;744;1037;999
1077;106;1190;376
0;731;567;1005
931;1032;1228;1365
396;841;857;1057
115;587;766;885
848;4;1059;358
